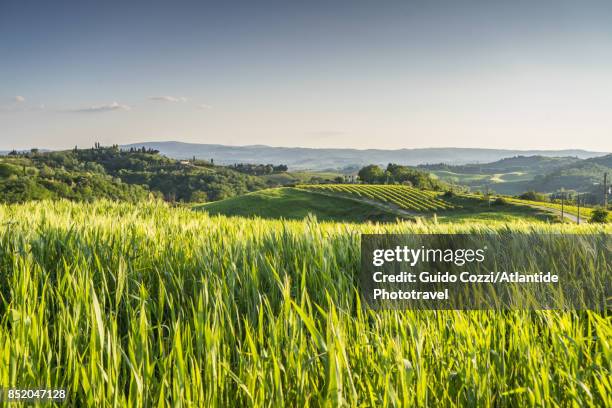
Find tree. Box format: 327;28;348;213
190;190;208;202
358;165;384;184
589;208;609;223
519;191;548;202
493;197;507;206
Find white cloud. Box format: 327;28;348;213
72;101;131;113
15;95;25;103
198;103;212;109
148;96;188;103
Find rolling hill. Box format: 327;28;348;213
121;141;607;170
195;187;401;222
527;154;612;193
196;186;556;224
421;154;612;195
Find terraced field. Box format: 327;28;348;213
298;184;454;212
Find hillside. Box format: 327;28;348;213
299;184;454;212
121;141;607;170
420;155;580;175
196;187;401;222
420;154;611;196
419;155;575;194
0;146;269;203
527;154;612;193
198;186;556;223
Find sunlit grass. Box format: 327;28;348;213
0;200;610;406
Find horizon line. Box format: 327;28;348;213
2;140;609;154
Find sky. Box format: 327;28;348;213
1;0;611;151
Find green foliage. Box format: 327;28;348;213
519;191;549;202
528;156;612;193
0;201;609;406
385;163;447;190
0;162;23;177
357;164;447;190
589;207;609;223
493;197;508;206
231;163;288;175
357;164;385;183
190;190;208;202
420;155;612;196
0;147;268;203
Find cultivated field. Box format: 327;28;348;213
197;187;400;222
506;197;594;219
0;200;610;406
298;184;454;212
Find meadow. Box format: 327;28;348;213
197;187;400;222
0;200;610;407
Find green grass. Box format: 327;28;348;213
296;184;553;223
261;171;344;185
0;200;610;406
196;187;400;222
196;186;561;224
298;184;454;211
430;170;492;183
433;194;557;223
430;170;534;195
506;197;595;218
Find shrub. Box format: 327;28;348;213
191;190;209;203
493;197;507;206
519;191;548;202
589;208;609;223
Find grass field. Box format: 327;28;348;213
197;187;554;224
428;169;536;195
0;200;610;406
506;197;595;219
434;194;556;223
196;187;400;222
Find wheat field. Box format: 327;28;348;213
0;200;610;407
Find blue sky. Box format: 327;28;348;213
1;0;611;151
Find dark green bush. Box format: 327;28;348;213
589;208;609;223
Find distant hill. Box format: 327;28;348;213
121;141;607;171
420;154;611;196
527;154;612;193
419;155;580;175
